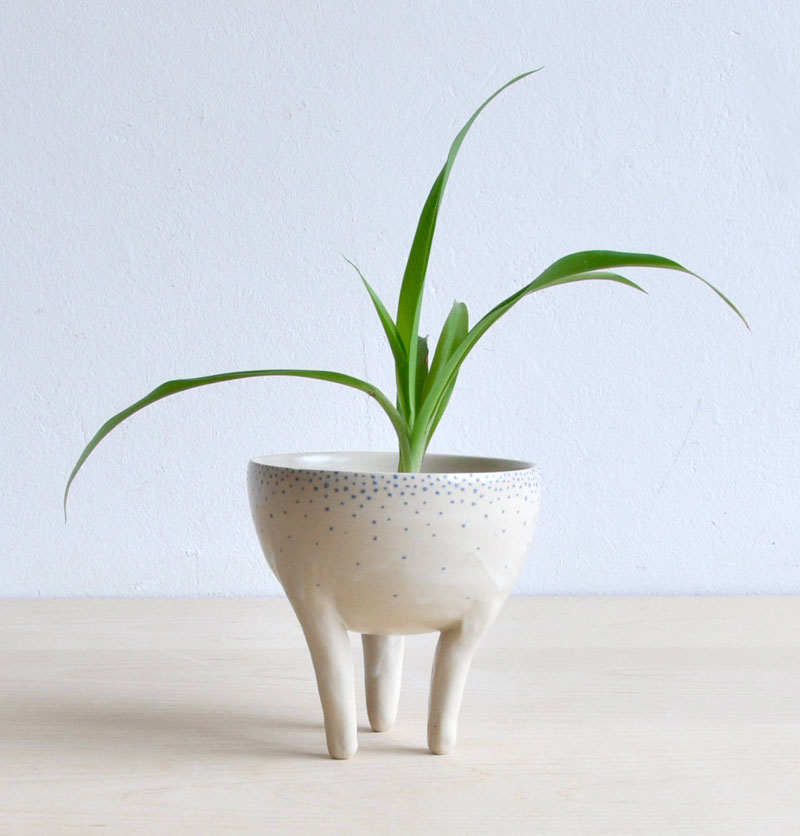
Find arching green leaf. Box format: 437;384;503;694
413;252;748;450
344;255;411;419
65;368;408;517
395;69;541;419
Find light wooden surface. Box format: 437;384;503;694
1;597;798;834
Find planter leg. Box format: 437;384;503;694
294;605;357;759
362;634;404;732
427;616;492;755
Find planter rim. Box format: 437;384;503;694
249;451;535;475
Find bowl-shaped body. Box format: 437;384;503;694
248;452;540;635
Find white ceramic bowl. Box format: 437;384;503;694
248;452;540;758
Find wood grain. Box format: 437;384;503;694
1;597;798;834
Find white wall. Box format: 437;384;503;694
2;0;798;596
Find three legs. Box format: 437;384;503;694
294;601;491;758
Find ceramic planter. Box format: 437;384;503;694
247;451;540;758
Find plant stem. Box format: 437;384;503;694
397;433;426;473
368;387;416;473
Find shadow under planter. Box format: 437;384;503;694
248;452;540;759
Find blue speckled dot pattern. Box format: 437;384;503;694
248;453;540;634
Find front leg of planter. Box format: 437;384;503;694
293;602;358;760
427;613;495;755
362;634;404;732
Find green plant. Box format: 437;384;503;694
64;70;747;514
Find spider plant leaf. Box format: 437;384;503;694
344;255;411;418
424;376;458;453
414;335;429;410
531;250;748;328
422;301;469;404
395;69;541;418
463;269;647;360
344;255;406;363
414;251;747;442
473;248;748;366
422;301;469;446
64;368;407;517
414;274;641;446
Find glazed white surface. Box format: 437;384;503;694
247;455;541;755
248;456;540;634
249;452;534;474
